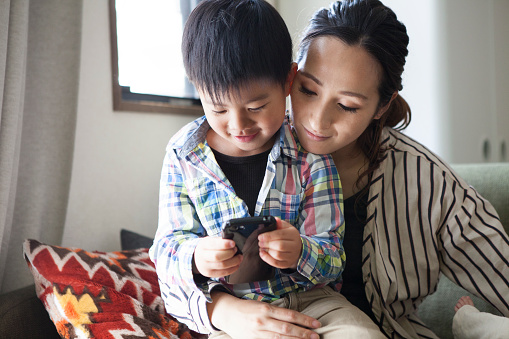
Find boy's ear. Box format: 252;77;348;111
374;91;398;119
285;62;298;96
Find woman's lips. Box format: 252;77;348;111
234;132;258;143
304;127;329;141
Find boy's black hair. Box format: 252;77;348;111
182;0;292;104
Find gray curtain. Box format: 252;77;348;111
0;0;82;294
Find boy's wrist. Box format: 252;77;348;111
192;255;209;283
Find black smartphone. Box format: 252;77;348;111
222;216;277;254
221;216;277;284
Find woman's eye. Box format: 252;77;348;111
299;86;316;96
338;103;357;113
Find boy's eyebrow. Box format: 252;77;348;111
202;93;270;106
246;93;270;104
300;70;368;100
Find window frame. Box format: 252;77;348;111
108;0;203;115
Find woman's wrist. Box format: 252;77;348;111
207;290;237;330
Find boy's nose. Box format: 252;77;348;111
229;111;252;131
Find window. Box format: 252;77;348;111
109;0;203;115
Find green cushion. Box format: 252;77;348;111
452;163;509;233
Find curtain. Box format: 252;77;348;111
0;0;82;294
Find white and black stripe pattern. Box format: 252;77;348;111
363;128;509;338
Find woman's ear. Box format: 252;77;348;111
374;91;398;119
285;62;298;96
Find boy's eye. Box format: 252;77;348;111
338;103;357;113
212;109;227;114
299;86;316;96
248;104;267;112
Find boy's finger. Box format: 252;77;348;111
275;217;291;229
202;236;236;250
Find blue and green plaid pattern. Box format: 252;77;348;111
149;116;345;333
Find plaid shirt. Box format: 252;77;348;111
149;116;345;333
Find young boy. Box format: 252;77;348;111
149;1;382;337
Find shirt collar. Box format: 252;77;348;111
170;116;302;161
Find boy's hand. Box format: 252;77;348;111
193;237;242;278
258;218;302;270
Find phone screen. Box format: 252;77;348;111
221;216;277;284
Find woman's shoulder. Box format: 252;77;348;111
378;127;469;188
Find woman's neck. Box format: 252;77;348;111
332;144;369;199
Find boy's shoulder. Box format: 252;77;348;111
166;116;208;157
279;119;333;164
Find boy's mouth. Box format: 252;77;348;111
234;132;258;143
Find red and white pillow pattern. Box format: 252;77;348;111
23;239;206;339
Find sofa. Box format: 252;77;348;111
1;163;508;339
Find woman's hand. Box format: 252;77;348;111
193;237;242;278
209;291;321;339
258;218;302;270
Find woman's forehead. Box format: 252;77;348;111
300;36;381;94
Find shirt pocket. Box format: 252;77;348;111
184;177;240;236
265;189;304;225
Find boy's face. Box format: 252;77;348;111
200;78;292;157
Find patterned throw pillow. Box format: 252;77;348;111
23;239;206;339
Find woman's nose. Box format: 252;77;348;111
309;103;332;131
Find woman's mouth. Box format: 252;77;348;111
304;127;329;141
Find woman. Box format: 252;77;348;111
289;0;509;337
208;0;509;338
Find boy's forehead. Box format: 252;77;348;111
199;78;281;105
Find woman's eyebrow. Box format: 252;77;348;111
300;71;322;86
301;70;368;100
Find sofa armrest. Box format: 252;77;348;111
0;284;60;339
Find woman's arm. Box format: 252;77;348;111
208;291;321;339
439;181;509;316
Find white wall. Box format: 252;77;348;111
62;1;195;251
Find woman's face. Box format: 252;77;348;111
290;36;383;156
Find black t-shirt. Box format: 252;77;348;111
341;189;378;323
211;148;271;215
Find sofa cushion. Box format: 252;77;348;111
120;228;153;250
23;239;205;339
452;163;509;232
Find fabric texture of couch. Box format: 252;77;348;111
0;163;507;339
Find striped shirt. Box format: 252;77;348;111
364;128;509;338
149;116;345;334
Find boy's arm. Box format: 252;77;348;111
149;151;224;333
292;154;345;284
150;151;204;290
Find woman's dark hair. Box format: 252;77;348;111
182;0;292;104
297;0;411;188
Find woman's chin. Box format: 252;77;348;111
300;140;334;155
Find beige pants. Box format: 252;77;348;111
209;286;386;339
